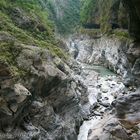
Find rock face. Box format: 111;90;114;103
80;0;128;32
68;35;130;76
87;88;140;140
0;1;89;139
0;42;89;139
40;0;80;33
113;90;140;139
120;0;140;86
87;116;130;140
122;0;140;40
123;42;140;86
113;89;140;122
68;32;140;87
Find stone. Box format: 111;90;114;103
0;31;15;42
132;58;140;75
86;116;129;140
101;85;109;93
99;102;110;108
0;62;11;80
14;83;31;96
113;88;140;120
9;103;18;113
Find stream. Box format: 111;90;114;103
77;63;125;140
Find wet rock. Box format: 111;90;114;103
111;92;118;99
90;103;100;112
104;97;109;100
93;111;102;116
78;68;128;140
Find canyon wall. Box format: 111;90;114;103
80;0;140;87
80;0;128;32
69;33;140;85
40;0;80;34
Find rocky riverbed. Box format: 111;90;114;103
77;62;137;140
67;35;140;140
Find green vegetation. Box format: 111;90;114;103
46;0;80;34
80;0;113;33
80;0;98;25
99;0;113;33
80;0;129;39
0;0;54;41
79;28;101;38
112;29;130;41
0;0;67;77
80;0;111;33
0;37;27;77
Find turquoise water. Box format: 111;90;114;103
82;64;116;77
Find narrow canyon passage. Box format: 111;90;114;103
0;0;140;139
77;63;125;140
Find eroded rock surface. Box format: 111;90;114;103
0;42;89;140
78;64;140;140
67;35;130;76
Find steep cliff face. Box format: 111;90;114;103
41;0;80;34
122;0;140;40
81;0;140;40
80;0;128;32
0;43;89;139
121;0;140;86
68;35;130;76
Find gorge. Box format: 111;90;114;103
0;0;140;140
